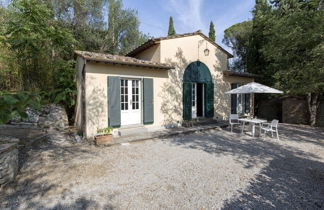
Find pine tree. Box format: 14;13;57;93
209;21;215;42
168;16;176;36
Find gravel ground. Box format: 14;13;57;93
1;124;323;209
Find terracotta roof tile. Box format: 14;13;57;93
74;50;174;70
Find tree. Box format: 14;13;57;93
247;0;275;85
2;0;75;91
168;16;176;36
264;0;323;126
248;0;324;126
208;21;215;42
44;0;107;52
101;0;148;54
223;21;252;72
0;5;21;91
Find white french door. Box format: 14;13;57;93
192;83;197;118
192;83;205;118
120;79;141;126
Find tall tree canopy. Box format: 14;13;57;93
2;0;75;90
208;21;215;42
168;16;176;36
101;0;148;54
223;20;252;72
225;0;323;126
0;0;149;122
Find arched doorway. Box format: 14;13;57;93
183;61;214;120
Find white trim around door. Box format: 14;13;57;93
120;78;142;126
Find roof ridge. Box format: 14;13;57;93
126;31;233;58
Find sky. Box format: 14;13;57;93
122;0;255;52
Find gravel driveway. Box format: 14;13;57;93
1;124;324;209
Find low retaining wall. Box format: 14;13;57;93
0;137;19;186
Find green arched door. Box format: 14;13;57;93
183;61;214;120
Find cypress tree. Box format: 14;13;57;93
168;16;176;36
209;21;216;42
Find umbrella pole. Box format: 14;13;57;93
251;93;254;118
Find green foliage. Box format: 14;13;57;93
223;20;252;72
0;6;21;91
0;0;151;124
208;21;215;42
96;127;113;135
168;16;176;36
46;0;107;52
101;0;149;54
41;60;77;108
2;0;76;91
0;91;41;124
248;0;324;93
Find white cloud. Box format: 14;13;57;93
165;0;207;33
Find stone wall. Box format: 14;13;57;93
0;139;18;186
282;97;309;125
9;104;69;131
258;96;324;127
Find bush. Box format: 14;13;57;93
0;91;41;124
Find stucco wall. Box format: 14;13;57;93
80;34;254;137
158;35;254;121
134;44;161;62
84;62;168;137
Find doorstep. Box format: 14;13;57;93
98;121;229;146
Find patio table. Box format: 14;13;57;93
238;118;267;137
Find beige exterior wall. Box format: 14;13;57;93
133;44;160;62
158;35;254;122
84;62;168;137
79;34;254;137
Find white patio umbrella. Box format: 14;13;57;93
225;82;283;117
225;82;283;94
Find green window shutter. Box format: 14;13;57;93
183;82;192;120
231;83;238;114
143;78;154;124
204;82;214;118
108;76;121;128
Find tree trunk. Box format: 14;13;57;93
307;93;320;126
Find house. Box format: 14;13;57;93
75;31;256;138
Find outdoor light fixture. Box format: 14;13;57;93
198;40;210;60
204;48;210;56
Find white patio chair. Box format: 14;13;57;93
229;114;241;133
261;119;279;140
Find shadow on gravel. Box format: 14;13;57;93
279;124;324;147
167;125;324;209
1;139;105;210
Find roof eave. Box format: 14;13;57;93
80;56;173;70
222;71;260;78
126;40;160;57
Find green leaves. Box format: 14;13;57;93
223;20;252;72
3;0;76;91
168;16;176;36
97;127;113;135
0;91;41;124
209;21;215;42
246;0;324;95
